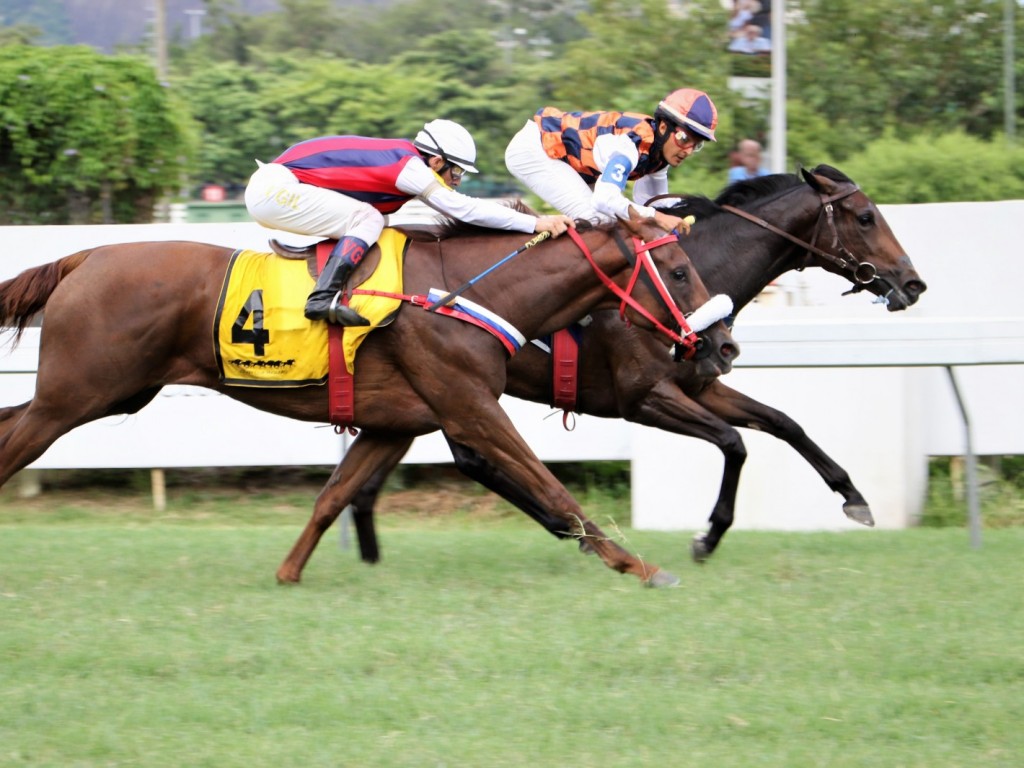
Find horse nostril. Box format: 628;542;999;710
905;279;927;297
720;343;739;360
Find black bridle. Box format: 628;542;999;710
651;181;901;307
719;183;878;286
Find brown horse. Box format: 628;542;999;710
0;209;735;587
341;165;928;564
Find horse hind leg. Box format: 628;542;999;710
349;436;414;564
0;399;85;488
0;401;30;431
278;431;413;584
0;387;163;490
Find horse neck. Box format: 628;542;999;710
525;229;635;336
692;187;822;314
449;229;626;340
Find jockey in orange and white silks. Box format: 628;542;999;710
245;119;573;326
504;89;718;233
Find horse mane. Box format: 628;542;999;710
716;164;853;208
654;163;854;220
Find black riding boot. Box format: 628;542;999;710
304;236;371;326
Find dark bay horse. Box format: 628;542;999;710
343;164;928;564
0;210;735;587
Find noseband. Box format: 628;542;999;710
720;183;877;285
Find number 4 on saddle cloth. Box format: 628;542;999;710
214;228;409;388
215;227;531;427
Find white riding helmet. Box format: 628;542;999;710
413;119;479;173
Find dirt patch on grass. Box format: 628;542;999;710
1;465;512;523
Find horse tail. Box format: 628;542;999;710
0;249;92;346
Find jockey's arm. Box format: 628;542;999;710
633;167;671;208
396;158;538;233
589;133;661;223
591;136;686;233
632;168;689;232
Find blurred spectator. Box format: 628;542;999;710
750;0;773;40
727;139;770;183
728;0;762;36
729;23;771;54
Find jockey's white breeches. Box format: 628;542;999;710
243;162;384;245
504;120;615;227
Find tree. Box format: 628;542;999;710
840;130;1024;203
551;0;739;178
158;0;1024;203
0;0;71;45
0;45;194;223
264;0;343;55
787;0;1023;151
176;56;296;187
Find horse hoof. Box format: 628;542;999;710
843;503;875;527
644;569;680;588
276;568;301;585
691;534;712;564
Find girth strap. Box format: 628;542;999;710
316;241;356;431
551;328;580;416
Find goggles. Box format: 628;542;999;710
441;162;466;182
672;128;705;153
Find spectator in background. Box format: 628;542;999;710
728;138;770;183
728;23;771;54
728;0;762;36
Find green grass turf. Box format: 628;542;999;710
2;495;1021;767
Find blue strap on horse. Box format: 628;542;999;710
425;231;552;312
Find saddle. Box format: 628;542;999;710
267;237;586;428
268;221;449;280
258;231;413;430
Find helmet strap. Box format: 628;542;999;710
650;118;671;165
420;126;451;166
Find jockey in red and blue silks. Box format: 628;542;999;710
273;135;429;214
245;120;573;326
504;88;718;233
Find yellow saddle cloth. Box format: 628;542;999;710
214;229;408;386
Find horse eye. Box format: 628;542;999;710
672;268;688;282
858;212;874;226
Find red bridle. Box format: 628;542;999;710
566;228;699;357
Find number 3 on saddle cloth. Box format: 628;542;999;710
213;229;409;430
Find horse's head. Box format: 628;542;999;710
797;165;927;311
612;209;737;375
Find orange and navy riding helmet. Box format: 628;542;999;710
655;88;718;142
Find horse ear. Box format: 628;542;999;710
622;205;645;236
800;166;824;192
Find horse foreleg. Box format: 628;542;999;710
349;436;414;564
695;380;874;526
438;397;677;587
626;379;747;562
444;432;576;541
276;431;412;584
